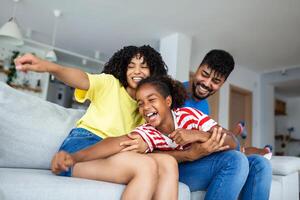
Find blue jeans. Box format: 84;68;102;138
58;128;102;177
179;150;272;200
240;155;272;200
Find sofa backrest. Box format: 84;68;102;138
0;82;85;169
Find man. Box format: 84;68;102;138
180;49;272;200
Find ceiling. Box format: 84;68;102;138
1;0;300;72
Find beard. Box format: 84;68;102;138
192;82;214;100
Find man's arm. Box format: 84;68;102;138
158;128;230;163
211;125;238;149
192;127;237;149
153;149;194;163
169;127;237;149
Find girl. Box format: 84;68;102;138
15;45;178;200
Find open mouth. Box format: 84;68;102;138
145;112;158;122
132;77;143;83
196;85;209;94
194;82;213;95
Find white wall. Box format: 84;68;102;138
286;97;300;138
160;33;191;82
259;67;300;151
275;96;300;156
218;65;261;146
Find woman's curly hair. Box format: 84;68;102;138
137;75;188;109
101;45;168;87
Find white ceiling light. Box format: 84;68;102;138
45;9;61;62
0;0;24;46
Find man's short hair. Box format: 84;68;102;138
200;49;235;79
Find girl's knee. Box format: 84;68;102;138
154;154;178;179
137;156;159;178
115;152;159;180
158;154;177;167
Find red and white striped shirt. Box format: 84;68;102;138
131;107;217;152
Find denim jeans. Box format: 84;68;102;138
58;128;102;177
178;150;272;200
240;154;272;200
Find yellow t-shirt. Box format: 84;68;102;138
75;73;144;139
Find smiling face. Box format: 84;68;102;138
126;55;150;89
136;83;173;131
192;64;226;100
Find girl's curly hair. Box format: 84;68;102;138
137;75;188;109
101;45;168;87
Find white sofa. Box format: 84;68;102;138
269;156;300;200
0;82;300;200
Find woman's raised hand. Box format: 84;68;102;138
14;53;49;73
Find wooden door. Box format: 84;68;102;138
229;85;253;147
207;90;219;121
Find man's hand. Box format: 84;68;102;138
169;128;202;146
51;151;75;175
119;133;148;153
185;127;230;161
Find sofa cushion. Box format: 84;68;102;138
0;168;191;200
270;156;300;175
0;82;84;169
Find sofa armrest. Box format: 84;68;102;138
270;156;300;176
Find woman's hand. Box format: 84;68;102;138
14;53;50;73
120;133;149;153
51;151;75;175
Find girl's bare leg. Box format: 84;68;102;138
148;153;179;200
72;152;158;200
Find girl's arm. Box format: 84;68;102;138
15;53;89;90
71;135;142;162
51;134;146;174
59;133;147;164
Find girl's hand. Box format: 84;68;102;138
51;151;75;175
14;53;49;73
120;133;148;153
169;128;201;146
